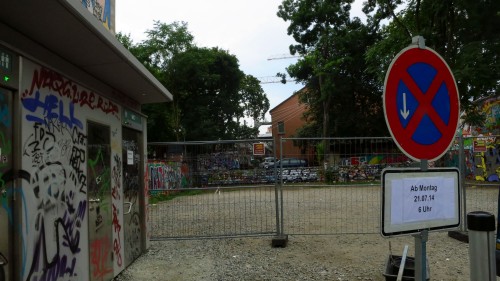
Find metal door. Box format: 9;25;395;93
0;88;12;281
87;122;113;281
122;127;143;267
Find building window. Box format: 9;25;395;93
278;121;285;134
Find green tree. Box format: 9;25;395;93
240;75;270;124
278;0;350;141
118;22;270;141
117;21;194;141
278;0;386;140
364;0;500;126
166;47;265;140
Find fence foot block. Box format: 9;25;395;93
448;230;469;243
272;235;288;248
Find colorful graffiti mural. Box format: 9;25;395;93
482;97;500;134
0;88;13;281
22;118;88;280
463;96;500;136
148;161;190;191
111;154;123;268
471;137;500;181
20;61;123;281
80;0;114;32
196;152;243;171
22;66;119;118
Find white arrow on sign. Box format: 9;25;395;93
400;92;410;119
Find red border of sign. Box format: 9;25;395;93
383;46;460;162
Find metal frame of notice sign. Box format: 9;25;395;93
381;168;460;237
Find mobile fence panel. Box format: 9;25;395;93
145;136;500;238
147;139;279;239
280;184;381;235
278;137;413;235
277;136;500;235
448;135;500;222
148;186;278;239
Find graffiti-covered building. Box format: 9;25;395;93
0;1;172;281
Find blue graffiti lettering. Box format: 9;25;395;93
22;91;83;129
60;200;86;254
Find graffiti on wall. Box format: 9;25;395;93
463;96;500;136
111;154;122;267
22;66;119;119
148;161;190;191
196;152;242;171
80;0;114;32
0;89;14;281
144;161;151;244
22;115;88;280
121;138;142;264
20;62;122;281
89;236;113;278
483;98;500;133
458;137;500;182
0;93;11;128
0;131;12;196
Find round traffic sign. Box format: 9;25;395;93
383;45;460;162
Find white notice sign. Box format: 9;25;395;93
381;168;460;237
391;177;456;224
127;150;134;165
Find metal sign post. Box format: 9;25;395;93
414;229;428;281
381;36;461;281
415;159;429;281
381;166;460;281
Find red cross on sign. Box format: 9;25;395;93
383;46;460;162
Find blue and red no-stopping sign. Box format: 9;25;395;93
383;46;460;162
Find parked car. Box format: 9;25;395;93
272;158;307;168
259;157;276;169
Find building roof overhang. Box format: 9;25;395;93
0;0;172;104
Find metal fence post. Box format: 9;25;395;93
273;136;280;235
272;135;288;247
459;133;467;231
468;211;496;280
280;136;284;235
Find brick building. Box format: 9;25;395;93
270;87;313;162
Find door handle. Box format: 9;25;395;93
124;202;133;215
0;252;7;265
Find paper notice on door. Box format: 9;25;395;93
127;150;134;165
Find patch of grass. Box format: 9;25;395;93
149;190;204;204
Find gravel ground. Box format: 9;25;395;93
113;184;500;281
113;231;481;281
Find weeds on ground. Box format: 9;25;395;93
150;190;204;204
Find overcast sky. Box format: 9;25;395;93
116;0;365;131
